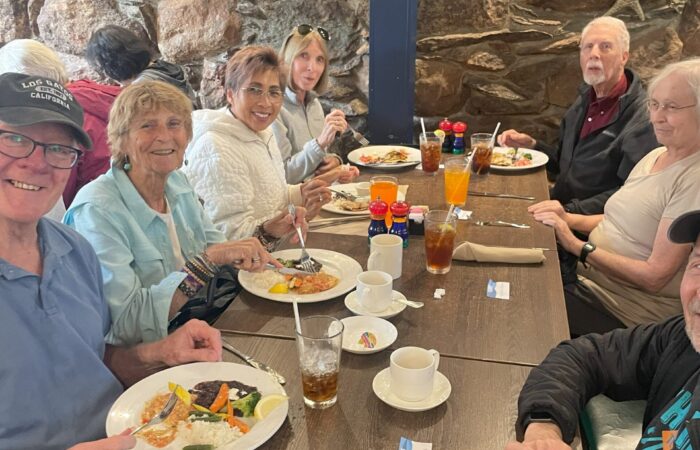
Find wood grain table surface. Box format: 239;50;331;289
220;333;546;450
215;164;570;367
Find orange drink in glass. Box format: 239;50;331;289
444;157;470;206
370;176;398;225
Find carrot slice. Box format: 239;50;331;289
209;383;229;413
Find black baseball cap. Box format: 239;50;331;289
0;72;92;149
668;210;700;244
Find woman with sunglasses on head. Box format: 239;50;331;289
272;24;360;184
183;46;330;246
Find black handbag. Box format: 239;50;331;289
168;264;241;332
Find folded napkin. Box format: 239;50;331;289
452;241;545;264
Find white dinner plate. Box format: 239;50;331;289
372;367;451;412
489;147;549;171
322;183;406;216
344;290;407;319
341;316;398;354
348;145;422;170
239;249;363;303
106;362;288;450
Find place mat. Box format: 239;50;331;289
453;241;545;264
311;185;409;236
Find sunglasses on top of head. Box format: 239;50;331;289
295;24;331;41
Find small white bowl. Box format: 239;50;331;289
355;182;370;197
340;316;398;354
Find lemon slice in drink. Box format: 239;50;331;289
254;394;288;420
433;129;446;144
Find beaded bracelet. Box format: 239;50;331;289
177;271;204;298
254;223;278;252
185;258;212;284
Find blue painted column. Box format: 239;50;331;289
368;0;418;144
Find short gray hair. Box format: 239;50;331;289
581;17;630;53
0;39;69;85
648;58;700;118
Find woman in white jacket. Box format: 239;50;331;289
183;46;330;247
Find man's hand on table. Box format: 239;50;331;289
498;129;537;149
504;422;572;450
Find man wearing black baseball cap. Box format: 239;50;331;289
0;72;222;449
505;212;700;449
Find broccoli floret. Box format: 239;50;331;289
523;153;533;160
231;391;261;417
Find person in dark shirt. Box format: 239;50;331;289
499;16;658;216
505;206;700;449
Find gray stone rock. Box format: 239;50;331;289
58;51;106;82
628;24;684;82
679;0;700;56
415;58;467;117
198;53;229;110
467;51;506;71
157;0;241;63
37;0;142;55
0;0;31;43
418;29;553;52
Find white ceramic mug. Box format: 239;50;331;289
389;346;440;402
367;234;403;280
355;182;370;197
356;270;393;313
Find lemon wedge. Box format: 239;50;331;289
268;282;289;294
168;382;191;406
433;129;446;144
254;394;288;420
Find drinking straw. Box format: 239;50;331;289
292;297;302;334
420;117;427;140
446;203;455;221
489;122;501;148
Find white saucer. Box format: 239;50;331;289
344;290;407;319
340;316;398;354
372;368;451;412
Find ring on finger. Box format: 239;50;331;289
251;256;261;263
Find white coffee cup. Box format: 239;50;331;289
355;182;370;197
389;346;440;402
367;234;403;280
356;270;393;313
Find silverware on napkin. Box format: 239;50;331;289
222;340;286;385
474;220;531;229
470;191;535;201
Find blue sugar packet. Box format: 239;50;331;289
487;279;510;300
399;437;433;450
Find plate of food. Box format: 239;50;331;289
490;147;549;171
238;249;363;303
106;362;288;450
321;182;406;216
348;145;421;170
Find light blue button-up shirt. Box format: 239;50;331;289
65;167;226;346
0;219;123;449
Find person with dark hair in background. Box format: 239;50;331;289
86;24;198;107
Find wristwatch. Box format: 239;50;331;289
579;241;597;267
524;411;556;428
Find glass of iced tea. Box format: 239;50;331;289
470;132;493;175
296;315;344;409
444;157;470;206
424;210;457;274
419;132;442;175
370;175;398;225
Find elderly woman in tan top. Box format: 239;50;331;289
532;58;700;336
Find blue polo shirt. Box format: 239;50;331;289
0;219;123;449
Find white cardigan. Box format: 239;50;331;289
183;107;303;240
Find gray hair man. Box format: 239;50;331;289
499;17;658;215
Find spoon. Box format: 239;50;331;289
393;296;424;308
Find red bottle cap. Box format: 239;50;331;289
438;118;453;132
369;198;389;215
453;121;468;133
390;200;410;216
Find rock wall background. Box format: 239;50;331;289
1;0;698;148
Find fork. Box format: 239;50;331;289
474;220;530;229
329;188;357;201
287;204;317;273
130;389;178;435
511;147;519;165
348;125;370;147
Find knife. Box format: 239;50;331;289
470;191;535;201
264;264;314;276
222;340;286;385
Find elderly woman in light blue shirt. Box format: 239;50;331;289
65;81;304;346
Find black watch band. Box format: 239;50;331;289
579;241;597;267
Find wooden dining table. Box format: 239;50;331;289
214;158;576;449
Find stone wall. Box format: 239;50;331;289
1;0;698;148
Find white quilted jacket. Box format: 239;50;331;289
183;107;302;240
